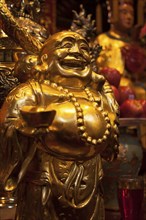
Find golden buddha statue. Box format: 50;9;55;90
0;30;119;220
0;1;119;219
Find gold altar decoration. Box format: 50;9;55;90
0;1;119;219
0;0;48;76
0;0;42;54
0;0;48;106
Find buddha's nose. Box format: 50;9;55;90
69;43;80;53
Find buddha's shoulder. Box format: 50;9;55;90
5;80;46;100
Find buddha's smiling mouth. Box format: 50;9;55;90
60;57;88;70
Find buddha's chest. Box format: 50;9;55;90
38;86;113;159
48;99;108;139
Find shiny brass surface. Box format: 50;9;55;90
0;29;119;219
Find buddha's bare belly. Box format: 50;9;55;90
41;99;111;160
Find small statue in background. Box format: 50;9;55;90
95;0;146;100
95;0;134;75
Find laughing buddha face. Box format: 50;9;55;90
39;31;92;86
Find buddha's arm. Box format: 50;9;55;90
92;72;119;160
0;0;42;54
101;80;120;161
0;83;35;184
103;80;120;115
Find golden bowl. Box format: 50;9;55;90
20;106;56;127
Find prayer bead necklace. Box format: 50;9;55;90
45;80;111;146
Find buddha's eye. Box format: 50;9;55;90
80;44;89;52
61;42;73;48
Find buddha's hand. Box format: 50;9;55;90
16;122;50;137
17;107;56;137
91;72;105;91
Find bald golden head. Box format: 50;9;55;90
38;31;92;85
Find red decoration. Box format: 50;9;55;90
100;67;121;88
120;99;144;118
121;44;146;76
119;86;136;105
